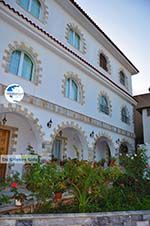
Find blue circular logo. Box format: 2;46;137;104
4;84;24;103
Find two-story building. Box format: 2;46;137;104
0;0;139;177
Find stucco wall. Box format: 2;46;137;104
4;0;133;94
0;18;134;133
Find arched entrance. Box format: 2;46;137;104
0;104;44;177
52;126;88;161
94;137;112;165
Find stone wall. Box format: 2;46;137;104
0;211;150;226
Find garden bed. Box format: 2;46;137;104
0;147;150;214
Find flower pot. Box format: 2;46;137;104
54;192;62;201
15;199;22;206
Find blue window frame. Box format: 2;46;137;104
66;78;78;101
99;95;109;115
68;29;80;50
18;0;41;19
9;50;33;81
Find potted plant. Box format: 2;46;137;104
14;193;26;206
53;181;66;201
51;164;67;202
10;182;26;206
109;156;116;166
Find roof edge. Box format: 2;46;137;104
69;0;139;74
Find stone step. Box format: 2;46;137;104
136;221;149;226
143;215;150;221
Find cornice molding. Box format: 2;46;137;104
0;83;135;139
0;1;137;106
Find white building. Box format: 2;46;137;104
0;0;139;177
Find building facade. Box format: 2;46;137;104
134;93;150;162
0;0;138;177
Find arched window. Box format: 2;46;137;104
9;50;33;81
120;71;126;86
121;107;129;124
100;53;108;71
18;0;41;19
66;78;78;101
68;29;80;50
99;95;109;115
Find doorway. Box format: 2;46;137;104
0;129;10;178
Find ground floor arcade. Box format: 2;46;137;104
0;102;134;178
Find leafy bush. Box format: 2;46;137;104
1;147;150;213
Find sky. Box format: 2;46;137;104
76;0;150;95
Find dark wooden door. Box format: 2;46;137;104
0;129;10;178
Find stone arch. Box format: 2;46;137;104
65;23;86;54
0;103;45;176
62;72;85;105
97;49;111;74
0;103;45;143
2;41;42;85
49;121;89;160
92;131;115;162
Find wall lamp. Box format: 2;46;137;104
90;131;94;138
47;119;53;128
1;114;7;125
116;138;120;144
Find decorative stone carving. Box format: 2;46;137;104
2;41;42;85
0;83;135;138
62;72;85;105
65;23;86;54
0;103;45;141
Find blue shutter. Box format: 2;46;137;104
22;53;33;80
66;78;70;98
19;0;29;10
72;80;78;101
68;29;74;45
9;50;21;75
75;33;80;50
30;0;41;18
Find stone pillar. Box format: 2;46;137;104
42;141;52;160
88;146;94;161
